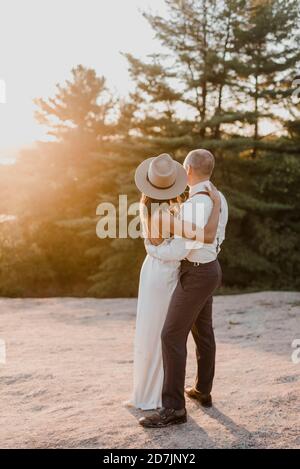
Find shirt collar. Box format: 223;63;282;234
189;180;211;197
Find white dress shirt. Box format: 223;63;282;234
146;180;228;264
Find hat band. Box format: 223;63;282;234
146;173;176;190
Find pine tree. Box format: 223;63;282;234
34;65;114;145
125;0;243;145
1;2;300;297
117;0;300;293
231;0;300;156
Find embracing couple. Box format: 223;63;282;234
129;149;228;428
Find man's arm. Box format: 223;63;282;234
145;192;218;261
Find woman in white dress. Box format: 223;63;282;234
130;154;221;410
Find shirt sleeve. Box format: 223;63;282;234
145;238;192;261
177;195;212;248
181;195;213;227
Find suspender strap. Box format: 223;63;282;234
190;191;210;197
190;191;222;253
190;191;222;212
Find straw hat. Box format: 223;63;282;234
134;153;187;200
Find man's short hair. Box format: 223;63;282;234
185;149;215;177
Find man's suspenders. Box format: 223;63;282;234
190;191;221;253
190;191;210;197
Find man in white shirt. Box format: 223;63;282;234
181;173;228;263
140;149;228;428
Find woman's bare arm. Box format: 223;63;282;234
203;199;221;242
166;183;221;243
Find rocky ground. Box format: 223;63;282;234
0;291;299;448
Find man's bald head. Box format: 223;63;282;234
184;149;215;180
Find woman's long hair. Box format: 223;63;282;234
140;194;183;239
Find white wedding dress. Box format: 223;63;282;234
132;246;180;410
131;207;190;410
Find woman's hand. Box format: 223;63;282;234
203;182;221;243
148;237;165;246
205;182;221;205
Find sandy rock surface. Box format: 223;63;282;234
0;292;299;449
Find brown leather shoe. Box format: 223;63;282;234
139;408;187;428
185;387;212;407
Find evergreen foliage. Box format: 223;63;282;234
0;0;299;296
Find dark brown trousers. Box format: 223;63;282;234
161;259;222;410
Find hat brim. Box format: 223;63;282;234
135;157;188;200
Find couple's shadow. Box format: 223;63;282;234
127;403;254;449
200;405;255;447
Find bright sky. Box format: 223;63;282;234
0;0;166;161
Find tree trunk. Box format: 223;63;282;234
200;0;208;138
252;71;259;158
214;4;233;139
